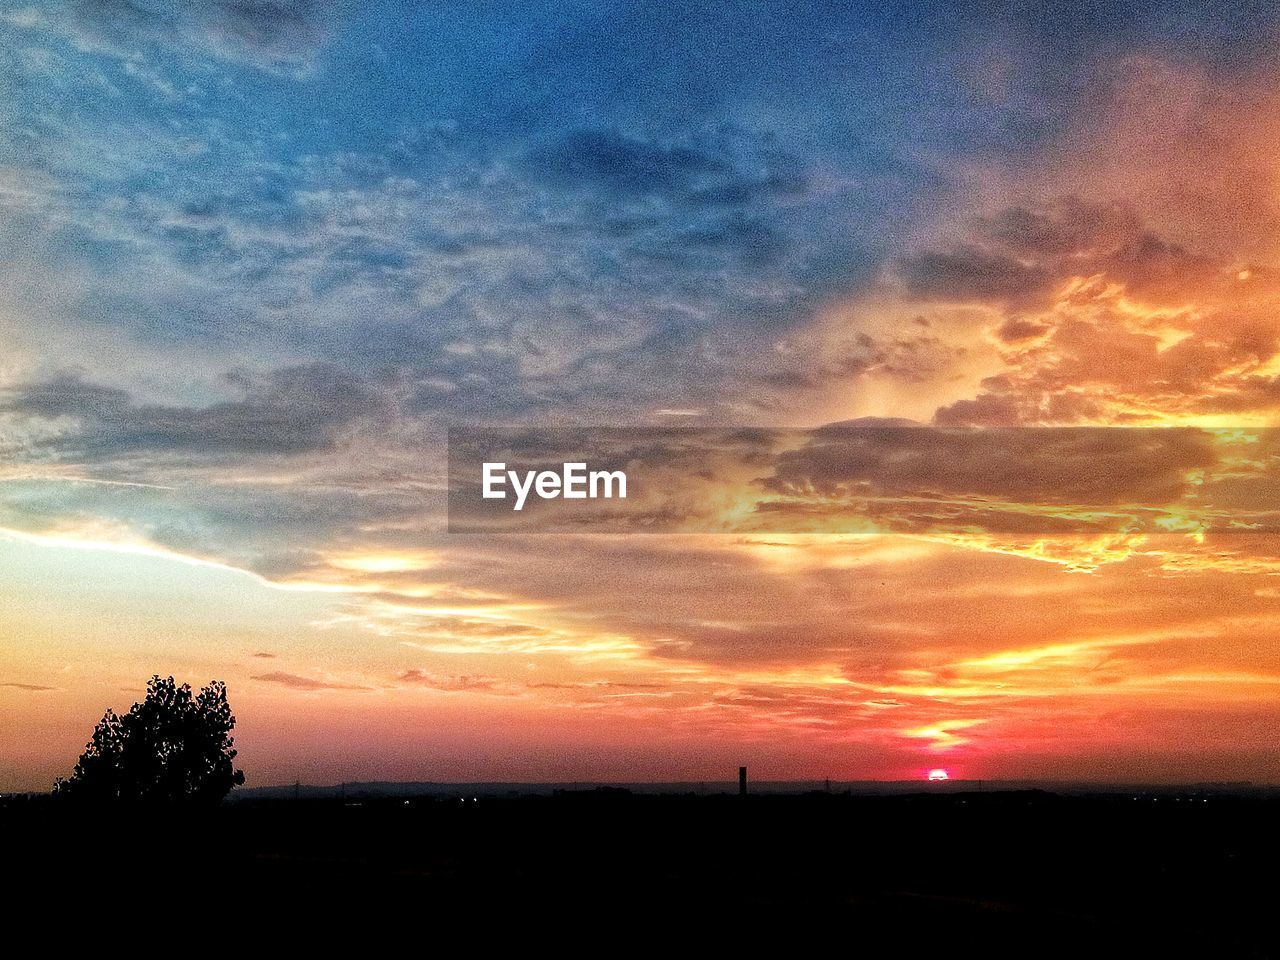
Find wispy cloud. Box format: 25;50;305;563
251;671;371;691
7;0;339;72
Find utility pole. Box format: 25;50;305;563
739;766;748;796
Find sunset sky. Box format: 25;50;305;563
4;1;1280;791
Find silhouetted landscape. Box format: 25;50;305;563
5;678;1275;950
5;782;1277;952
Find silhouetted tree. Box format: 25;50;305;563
56;676;245;804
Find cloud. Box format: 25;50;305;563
33;0;339;71
251;671;370;691
897;198;1280;425
525;129;724;199
898;245;1052;304
1;682;56;691
762;426;1218;507
523;128;808;209
0;364;387;461
0;110;875;423
449;425;1275;540
396;669;503;693
995;318;1051;343
900;198;1219;312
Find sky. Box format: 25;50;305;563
4;0;1280;790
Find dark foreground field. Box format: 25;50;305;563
4;789;1277;953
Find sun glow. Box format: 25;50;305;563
927;769;949;781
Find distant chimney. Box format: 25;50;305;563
739;766;747;796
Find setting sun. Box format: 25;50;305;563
927;769;950;782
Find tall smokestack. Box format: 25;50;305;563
739;766;747;796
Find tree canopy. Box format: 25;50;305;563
56;676;245;804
